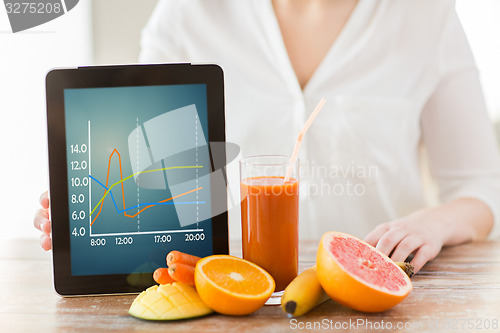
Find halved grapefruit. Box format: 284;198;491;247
316;231;412;313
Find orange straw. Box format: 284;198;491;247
284;98;326;183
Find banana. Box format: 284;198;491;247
281;262;413;317
396;261;414;278
281;266;330;317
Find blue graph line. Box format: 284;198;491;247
89;175;205;214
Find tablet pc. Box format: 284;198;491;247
46;63;229;296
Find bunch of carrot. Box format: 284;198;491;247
153;250;202;286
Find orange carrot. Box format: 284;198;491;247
153;267;175;285
166;250;201;267
168;263;195;286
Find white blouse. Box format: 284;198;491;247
139;0;500;240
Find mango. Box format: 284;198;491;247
129;283;213;320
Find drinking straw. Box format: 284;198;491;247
284;98;326;183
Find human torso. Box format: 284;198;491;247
272;0;359;89
141;0;463;239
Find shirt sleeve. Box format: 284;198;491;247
138;0;189;63
421;4;500;239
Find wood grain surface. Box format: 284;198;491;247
0;239;499;332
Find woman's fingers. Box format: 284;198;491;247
390;235;423;263
41;218;52;234
411;244;441;273
34;208;49;232
365;223;410;258
37;191;52;251
364;223;390;247
39;191;49;209
40;233;52;251
374;228;408;257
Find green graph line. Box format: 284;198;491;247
90;165;203;216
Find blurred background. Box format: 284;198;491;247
0;0;499;240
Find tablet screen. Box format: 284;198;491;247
64;83;214;276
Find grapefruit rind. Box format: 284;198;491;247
316;232;412;313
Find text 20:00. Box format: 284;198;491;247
185;233;205;241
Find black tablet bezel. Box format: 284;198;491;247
46;63;229;296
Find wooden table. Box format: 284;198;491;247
1;239;500;332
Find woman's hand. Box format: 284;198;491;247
364;198;494;273
364;214;445;274
34;191;52;251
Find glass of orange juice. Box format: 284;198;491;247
240;155;299;298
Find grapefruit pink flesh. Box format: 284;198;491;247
316;232;412;312
329;236;409;293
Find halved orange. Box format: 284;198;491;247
316;231;412;313
194;255;275;316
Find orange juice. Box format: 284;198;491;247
240;176;298;291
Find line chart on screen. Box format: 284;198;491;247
68;120;208;239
